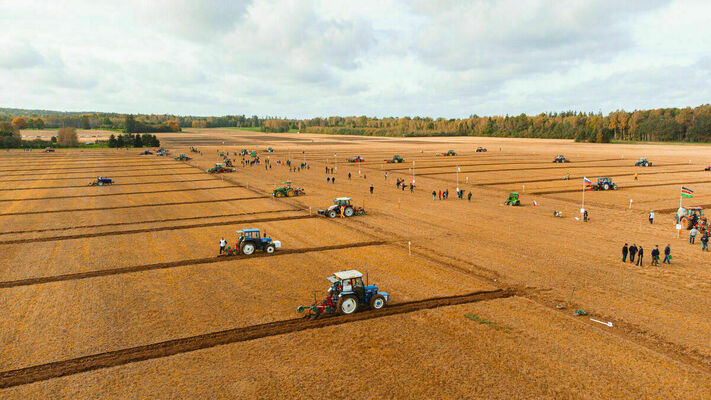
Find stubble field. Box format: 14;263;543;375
2;128;711;398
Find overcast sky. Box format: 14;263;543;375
1;0;710;118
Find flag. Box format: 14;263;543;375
583;177;592;184
533;200;538;207
681;187;694;198
457;166;460;172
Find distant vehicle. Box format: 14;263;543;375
318;197;367;218
223;228;281;256
384;155;404;163
476;147;487;152
347;155;365;163
588;177;618;191
266;147;275;152
206;163;235;174
174;154;191;161
298;270;389;317
441;150;456;156
553;155;570;163
271;181;305;197
139;150;153;155
44;147;55;153
504;192;521;206
89;177;113;186
635;158;653;167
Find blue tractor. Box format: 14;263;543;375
298;270;389;317
89;177;113;186
229;228;282;256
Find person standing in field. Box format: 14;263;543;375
629;243;638;263
385;172;388;180
649;210;654;224
438;190;442;200
348;172;351;180
690;226;699;244
370;184;374;194
219;238;227;255
432;190;436;200
327;177;331;183
636;246;644;266
467;191;472;201
340;206;345;218
663;244;671;264
332;177;335;184
622;243;629;262
702;233;709;251
651;246;660;265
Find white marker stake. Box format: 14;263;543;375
523;184;525;192
309;206;312;215
629;199;633;209
408;241;411;256
590;318;613;327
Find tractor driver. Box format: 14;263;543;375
342;279;352;292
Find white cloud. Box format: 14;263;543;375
0;0;708;117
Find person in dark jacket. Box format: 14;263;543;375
636;246;644;266
663;244;671;264
651;246;660;266
629;243;638;262
432;190;436;200
702;234;709;251
370;184;374;194
467;191;472;201
622;243;629;262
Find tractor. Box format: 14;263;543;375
266;147;275;152
705;165;711;171
475;147;487;152
156;149;169;156
504;192;521;206
89;177;113;186
635;158;653;167
222;228;281;256
297;270;389;318
347;155;365;163
384;155;404;163
249;150;258;157
553;155;570;163
206;163;236;174
223;158;234;167
589;177;618;191
174;154;191;161
139;149;153;155
678;207;708;230
271;181;305;197
240;149;248;156
318;197;367;218
442;150;457;156
44;147;55;153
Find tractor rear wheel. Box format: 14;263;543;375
328;210;338;218
265;244;275;254
241;242;255;255
369;294;386;310
338;296;358;315
344;206;354;217
287;189;294;197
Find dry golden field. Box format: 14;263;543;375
2;128;711;398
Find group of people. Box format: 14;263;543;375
395;178;415;192
622;243;671;266
431;189;472;201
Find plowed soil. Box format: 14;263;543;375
2;130;711;398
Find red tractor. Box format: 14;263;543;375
678;207;708;230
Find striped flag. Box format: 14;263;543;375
681;187;694;198
583;177;592;184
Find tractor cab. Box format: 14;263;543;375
334;197;351;207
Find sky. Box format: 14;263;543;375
0;0;710;118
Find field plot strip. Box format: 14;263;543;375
534;178;711;195
0;214;315;245
0;196;269;216
0;178;217;191
0;163;179;172
0;186;233;202
0;289;512;389
378;157;625;172
0;241;387;289
0;172;205;182
0;209;295;235
0;167;194;178
476;168;707;186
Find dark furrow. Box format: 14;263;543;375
0;240;387;289
0;196;269;216
533;178;711;195
0;163;179;172
0;186;233;202
0;172;205;182
0;288;511;388
0;209;295;235
0;178;218;191
0;214;313;245
0;166;193;178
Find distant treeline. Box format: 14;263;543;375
3;105;711;143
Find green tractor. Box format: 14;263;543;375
174;153;191;161
271;181;305;197
249;150;258;157
504;192;521;206
240;149;249;156
385;155;404;163
442;150;457;156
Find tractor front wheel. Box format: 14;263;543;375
241;242;255;255
328;210;338;218
370;294;386;310
337;296;358;315
265;244;275;254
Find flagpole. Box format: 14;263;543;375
582;179;585;212
456;166;459;192
680;186;682;209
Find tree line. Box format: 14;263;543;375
2;105;710;143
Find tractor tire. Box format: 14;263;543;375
328;210;338;218
98;181;103;186
369;294;386;310
603;183;610;190
241;242;255;255
344;206;354;217
275;192;284;198
514;200;521;206
337;295;358;315
682;217;691;229
265;244;275;254
287;189;294;197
